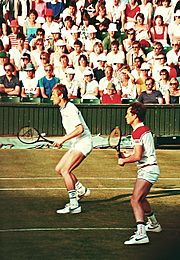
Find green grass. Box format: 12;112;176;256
0;149;180;260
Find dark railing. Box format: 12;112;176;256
0;103;180;139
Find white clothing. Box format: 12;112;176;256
99;77;120;94
22;77;39;95
166;49;180;66
42;22;59;39
106;51;125;66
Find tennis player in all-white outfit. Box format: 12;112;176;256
118;101;162;245
52;83;93;214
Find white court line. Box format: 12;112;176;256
0;227;178;233
0;177;180;181
0;187;180;191
0;227;134;233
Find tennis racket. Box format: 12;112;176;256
108;126;122;158
17;126;54;144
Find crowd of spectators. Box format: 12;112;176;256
0;0;180;104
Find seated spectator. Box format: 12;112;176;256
61;16;75;47
122;28;136;53
166;40;180;67
101;82;122;104
121;0;140;32
19;53;32;82
46;0;65;21
54;54;69;82
62;67;81;98
103;23;121;55
136;62;153;96
81;68;99;100
31;38;45;70
21;63;39;98
35;51;50;80
0;24;9;51
0;62;20;96
9;19;28;49
9;32;30;72
23;9;41;43
68;40;87;68
146;41;163;65
83;0;99;22
168;10;180;44
137;76;163;104
38;64;60;98
131;56;144;81
106;0;126;30
89;41;104;69
134;13;152;47
31;0;46;21
99;65;121;96
84;25;101;54
150;15;168;46
42;9;59;40
157;69;170;98
93;53;107;82
61;0;81;26
94;4;111;41
154;0;174;26
50;40;67;70
106;40;125;66
51;26;62;52
74;54;90;84
139;0;153;27
174;56;180;78
29;28;45;51
165;77;180;104
152;52;177;82
119;65;136;101
126;40;146;69
0;51;9;76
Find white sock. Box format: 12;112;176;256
68;190;79;209
75;181;86;196
137;224;146;236
146;213;158;225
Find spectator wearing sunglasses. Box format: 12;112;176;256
35;51;50;80
0;62;20;96
166;40;180;67
38;64;59;99
165;77;180;104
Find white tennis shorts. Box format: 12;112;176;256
137;165;160;184
70;136;93;157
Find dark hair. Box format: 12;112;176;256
136;13;145;23
28;9;38;20
4;62;15;72
52;83;69;100
160;69;169;79
36;28;45;36
74;40;83;48
128;101;146;122
145;76;155;86
17;32;26;41
111;40;119;47
78;54;88;65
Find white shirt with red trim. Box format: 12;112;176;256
132;123;157;167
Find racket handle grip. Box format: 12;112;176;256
118;152;122;158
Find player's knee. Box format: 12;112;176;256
55;165;62;175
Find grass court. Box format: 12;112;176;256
0;149;180;260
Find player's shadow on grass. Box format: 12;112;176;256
81;189;180;205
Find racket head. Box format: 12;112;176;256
17;126;40;144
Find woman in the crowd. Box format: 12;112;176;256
165;77;180;104
150;15;168;46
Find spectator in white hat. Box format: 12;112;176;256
136;62;154;96
84;25;101;54
50;40;67;70
81;68;99;100
103;23;121;54
62;67;81;98
66;25;84;53
51;25;62;52
93;53;107;82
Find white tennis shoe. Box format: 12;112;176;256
145;222;162;232
77;188;91;200
124;233;149;245
56;205;81;214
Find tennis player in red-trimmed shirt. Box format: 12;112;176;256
118;101;162;245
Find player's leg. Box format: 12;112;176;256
55;149;86;214
124;178;151;245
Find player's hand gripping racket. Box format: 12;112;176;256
17;126;54;144
108;126;122;158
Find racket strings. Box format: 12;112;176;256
18;127;39;143
109;128;121;148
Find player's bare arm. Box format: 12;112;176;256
53;124;84;147
118;144;143;166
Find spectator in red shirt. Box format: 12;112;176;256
101;82;122;104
